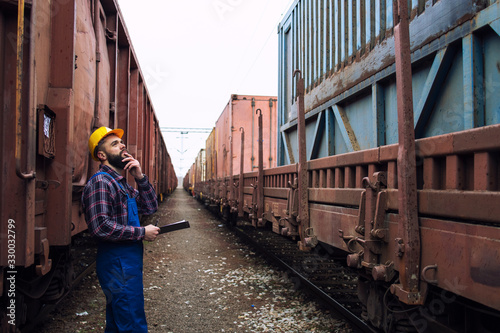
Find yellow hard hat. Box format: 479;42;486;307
88;126;124;161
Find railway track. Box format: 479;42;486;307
20;234;98;332
231;222;378;333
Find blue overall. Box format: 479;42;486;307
91;172;147;333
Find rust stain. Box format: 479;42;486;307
470;267;500;287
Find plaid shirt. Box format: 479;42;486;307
82;165;158;241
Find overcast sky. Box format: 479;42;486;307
117;0;294;176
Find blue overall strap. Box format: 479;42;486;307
89;171;141;227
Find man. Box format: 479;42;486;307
82;126;160;332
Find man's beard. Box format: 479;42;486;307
107;150;128;170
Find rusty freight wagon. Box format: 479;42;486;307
188;0;500;332
205;127;217;183
0;0;175;328
192;94;278;221
185;150;205;197
271;0;500;331
194;149;206;196
184;162;196;195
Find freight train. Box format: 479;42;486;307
185;0;500;331
0;0;176;329
188;94;278;221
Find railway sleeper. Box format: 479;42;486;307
206;191;500;332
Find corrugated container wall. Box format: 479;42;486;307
277;0;500;165
195;149;206;184
214;95;278;178
205;128;216;181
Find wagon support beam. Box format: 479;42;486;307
294;70;316;250
237;128;245;217
256;109;264;227
15;0;35;181
390;0;424;305
249;110;265;227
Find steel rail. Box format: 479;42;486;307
233;226;378;333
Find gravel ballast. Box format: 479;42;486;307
38;189;353;332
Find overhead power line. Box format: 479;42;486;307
161;127;211;175
161;127;212;133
